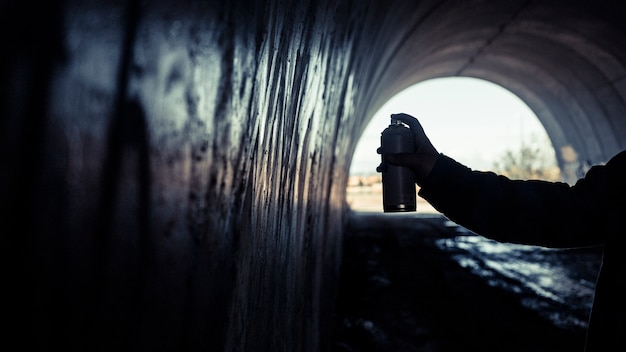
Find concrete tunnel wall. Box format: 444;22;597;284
1;0;625;351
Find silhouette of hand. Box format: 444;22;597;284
385;113;439;185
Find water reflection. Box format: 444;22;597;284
334;213;600;351
435;229;601;330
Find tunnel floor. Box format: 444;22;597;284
332;212;602;352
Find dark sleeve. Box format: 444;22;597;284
418;151;625;248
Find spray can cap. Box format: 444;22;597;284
390;117;403;126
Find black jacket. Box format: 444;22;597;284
419;150;626;352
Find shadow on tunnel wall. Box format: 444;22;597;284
1;0;624;351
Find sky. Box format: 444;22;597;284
349;77;553;175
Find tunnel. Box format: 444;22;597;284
2;0;625;351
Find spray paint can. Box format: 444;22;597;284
376;117;416;212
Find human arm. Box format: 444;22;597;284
386;113;623;248
418;153;615;248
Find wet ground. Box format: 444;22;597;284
332;212;603;352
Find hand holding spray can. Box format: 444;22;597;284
376;117;416;212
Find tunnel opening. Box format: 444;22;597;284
347;77;558;213
337;80;602;352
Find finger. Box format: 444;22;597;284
391;113;421;131
391;113;426;142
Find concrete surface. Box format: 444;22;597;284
334;212;602;352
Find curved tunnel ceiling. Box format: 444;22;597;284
4;1;626;350
364;1;626;181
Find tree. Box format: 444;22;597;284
493;134;561;181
